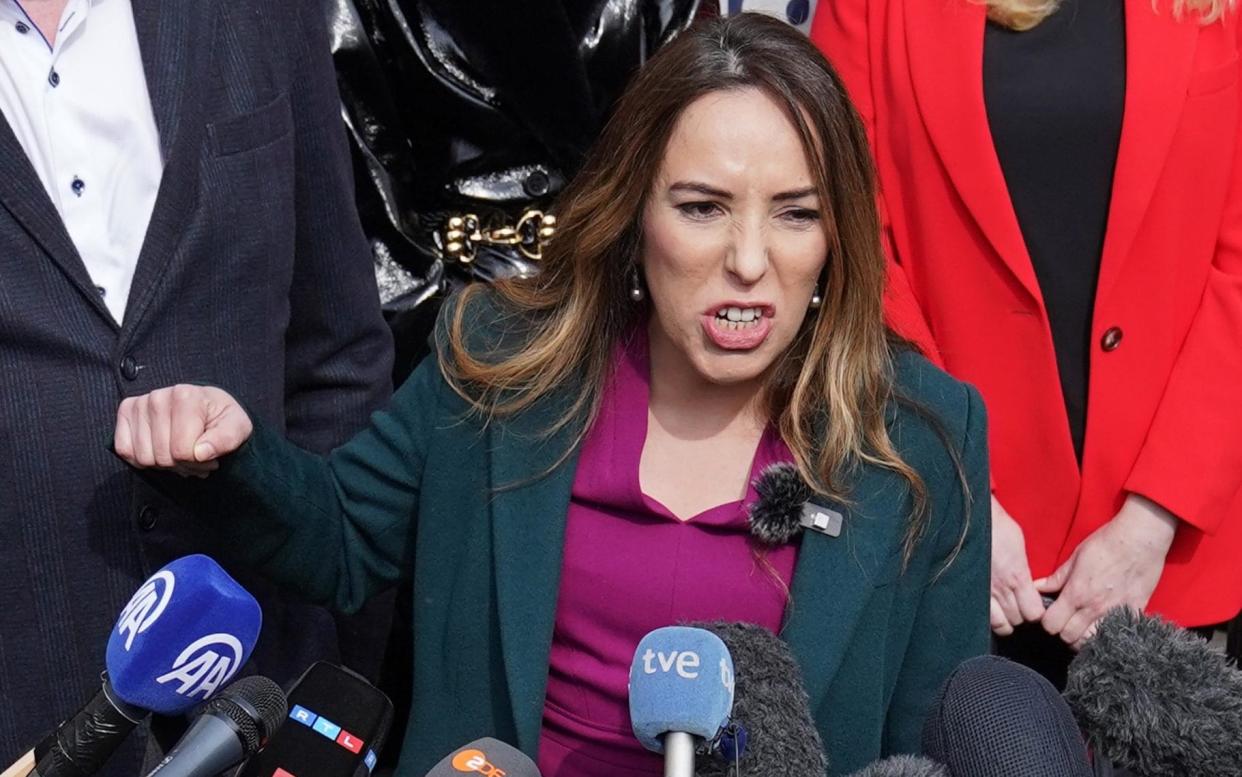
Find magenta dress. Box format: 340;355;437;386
537;329;799;776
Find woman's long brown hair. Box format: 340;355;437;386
443;13;944;561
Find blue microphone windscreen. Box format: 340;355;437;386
105;554;262;715
628;626;734;753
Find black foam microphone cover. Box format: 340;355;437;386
688;622;827;777
236;662;393;777
922;655;1092;777
146;677;287;777
1065;607;1242;777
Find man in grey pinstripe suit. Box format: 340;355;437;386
0;0;393;773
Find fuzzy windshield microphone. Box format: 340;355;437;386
749;464;843;545
844;755;948;777
1065;607;1242;777
688;622;827;777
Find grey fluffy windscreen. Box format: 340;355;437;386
689;621;828;777
1065;607;1242;777
748;463;812;545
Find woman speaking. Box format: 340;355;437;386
812;0;1242;678
113;14;988;776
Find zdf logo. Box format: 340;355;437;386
451;749;507;776
116;571;175;651
156;633;243;699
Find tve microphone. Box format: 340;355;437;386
688;622;827;777
922;655;1092;777
236;662;394;777
145;676;286;777
628;626;734;777
21;555;263;777
1065;607;1242;777
422;738;541;777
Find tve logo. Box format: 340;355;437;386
641;647;734;692
288;705;369;762
155;633;243;699
451;749;507;776
115;570;175;651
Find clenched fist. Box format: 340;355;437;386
114;385;254;477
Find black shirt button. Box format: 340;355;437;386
120;356;140;380
95;285;106;297
1100;327;1124;352
523;170;551;198
48;70;60;87
138;505;159;531
16;21;29;33
71;177;85;196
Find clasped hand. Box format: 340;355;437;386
113;385;254;477
991;493;1177;650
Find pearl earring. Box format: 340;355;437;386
629;266;644;302
809;288;823;309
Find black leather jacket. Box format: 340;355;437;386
323;0;704;374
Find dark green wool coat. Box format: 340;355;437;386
201;301;991;776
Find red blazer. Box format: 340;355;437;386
812;0;1242;625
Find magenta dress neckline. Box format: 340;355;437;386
536;328;799;776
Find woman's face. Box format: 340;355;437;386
640;87;828;387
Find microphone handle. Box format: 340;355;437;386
663;732;697;777
1;751;35;777
32;681;145;777
144;715;245;777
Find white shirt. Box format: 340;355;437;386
0;0;163;323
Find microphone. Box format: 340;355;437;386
421;738;541;777
687;622;827;777
235;662;393;777
628;626;734;777
844;755;948;777
145;676;287;777
1065;607;1242;777
748;463;842;544
12;555;262;777
922;655;1092;777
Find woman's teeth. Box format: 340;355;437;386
715;306;764;329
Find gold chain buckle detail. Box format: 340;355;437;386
442;209;557;264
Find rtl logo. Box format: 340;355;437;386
451;749;506;776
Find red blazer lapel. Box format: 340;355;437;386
903;0;1042;305
1095;0;1200;301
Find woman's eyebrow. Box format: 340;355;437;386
773;186;818;202
669;181;733;199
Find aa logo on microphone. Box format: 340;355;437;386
451;749;507;776
116;570;176;651
156;633;243;699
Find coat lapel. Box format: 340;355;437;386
781;461;909;708
121;0;213;331
489;397;581;753
0;117;116;327
903;0;1043;305
1094;0;1199;301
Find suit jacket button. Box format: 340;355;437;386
120;356;140;380
1100;327;1124;352
138;505;159;531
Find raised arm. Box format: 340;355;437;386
113;355;447;613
